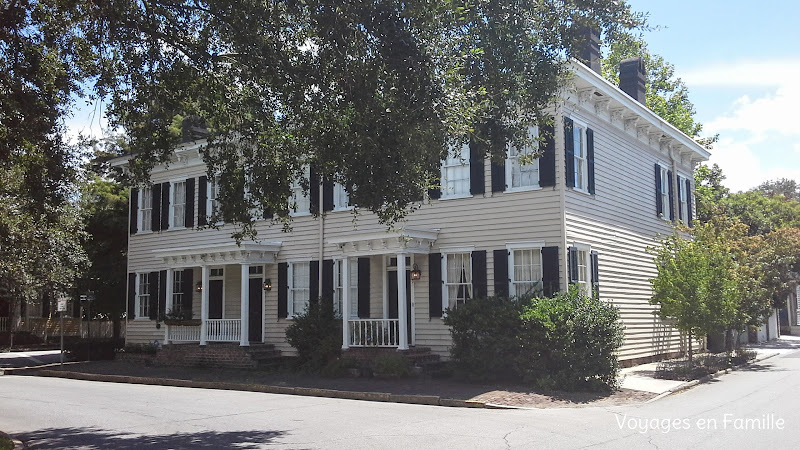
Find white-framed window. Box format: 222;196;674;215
443;252;472;310
572;120;588;191
333;182;351;211
170;180;186;229
576;248;590;297
288;262;310;316
678;175;689;223
136;273;150;319
440;143;471;199
138;186;153;233
508;246;543;298
334;259;358;318
206;177;222;224
172;269;184;312
660;165;671;221
506;127;540;191
290;165;311;216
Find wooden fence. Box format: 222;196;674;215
9;318;125;339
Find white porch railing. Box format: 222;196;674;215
206;319;241;342
167;325;201;342
348;319;400;347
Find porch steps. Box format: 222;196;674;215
244;343;286;369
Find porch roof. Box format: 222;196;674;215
153;241;282;268
327;228;438;257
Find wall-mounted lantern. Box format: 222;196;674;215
263;279;272;291
195;281;203;292
410;264;422;281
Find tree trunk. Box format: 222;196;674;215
688;330;693;365
725;328;734;353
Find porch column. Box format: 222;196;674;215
397;253;409;350
164;268;174;344
341;258;350;350
200;265;209;346
240;263;250;346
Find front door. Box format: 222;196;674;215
388;270;412;342
209;279;223;319
248;278;263;343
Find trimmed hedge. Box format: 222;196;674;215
285;297;342;372
445;287;624;391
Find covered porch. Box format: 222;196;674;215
153;241;281;346
328;228;438;351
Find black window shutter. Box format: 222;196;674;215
586;128;595;194
161;182;170;230
278;263;288;318
428;181;441;200
539;121;556;187
493;249;509;298
158;269;167;316
323;179;334;212
428;253;442;317
128;273;136;319
676;179;683;221
667;170;675;221
182;268;194;311
198;176;208;226
686;178;694;227
590;251;600;299
322;260;334;303
568;247;578;284
309;165;320;213
152;184;162;232
471;250;487;299
309;260;319;303
541;246;560;297
469;142;485;195
491;161;505;192
263;207;274;220
654;164;663;217
149;271;160;320
357;257;370;318
129;188;138;234
564;117;575;188
185;178;195;228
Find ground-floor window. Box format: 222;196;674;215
509;248;543;297
137;273;150;319
443;252;472;309
289;262;310;316
334;259;358;318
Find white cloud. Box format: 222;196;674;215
709;136;800;192
682;59;800;88
704;84;800;138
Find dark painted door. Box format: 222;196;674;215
387;270;412;341
209;279;223;319
248;278;263;343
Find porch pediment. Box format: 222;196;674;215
153;241;282;267
327;228;438;257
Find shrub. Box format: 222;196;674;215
285;297;342;372
65;338;124;361
320;357;359;378
372;354;410;377
443;296;523;381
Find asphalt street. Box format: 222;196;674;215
2;349;800;449
0;350;63;370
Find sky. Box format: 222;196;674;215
625;0;800;192
67;1;800;193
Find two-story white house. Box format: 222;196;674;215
116;52;709;367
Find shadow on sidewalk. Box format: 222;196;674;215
17;427;285;449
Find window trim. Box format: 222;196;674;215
137;186;153;234
287;261;311;317
333;258;358;319
135;272;151;320
571;243;592;297
659;164;671;222
333;182;353;212
442;251;474;311
570;118;589;193
289;165;312;217
206;177;225;225
171;269;184;313
169;178;187;231
677;173;690;224
440;143;472;200
505;126;541;193
506;241;545;298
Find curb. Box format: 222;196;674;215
0;431;25;450
18;369;493;409
653;351;781;401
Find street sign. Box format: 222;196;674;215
57;298;68;312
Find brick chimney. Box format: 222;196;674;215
578;28;602;74
619;57;647;104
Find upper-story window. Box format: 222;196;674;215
288;262;310;316
290;165;311;215
333;182;351;211
443;252;472;309
207;178;221;222
678;175;689;223
440;144;471;199
506;127;540;191
572;122;588;192
138;186;153;233
659;165;672;221
170;180;186;229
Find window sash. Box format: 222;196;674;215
444;253;472;309
172;270;184;310
137;273;150;318
333;259;358;318
172;181;186;227
660;167;670;218
577;249;590;296
139;187;152;232
573;125;586;190
290;166;311;214
507;142;540;189
510;249;542;297
290;262;310;315
333;183;350;210
441;144;470;197
678;176;689;221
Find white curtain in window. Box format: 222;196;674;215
446;253;472;309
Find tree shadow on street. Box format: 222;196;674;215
18;427;289;449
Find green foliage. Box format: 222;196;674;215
517;287;624;391
371;354;410;378
443;296;523;382
694;163;730;224
319;356;359;378
285;298;342;372
445;291;624;391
